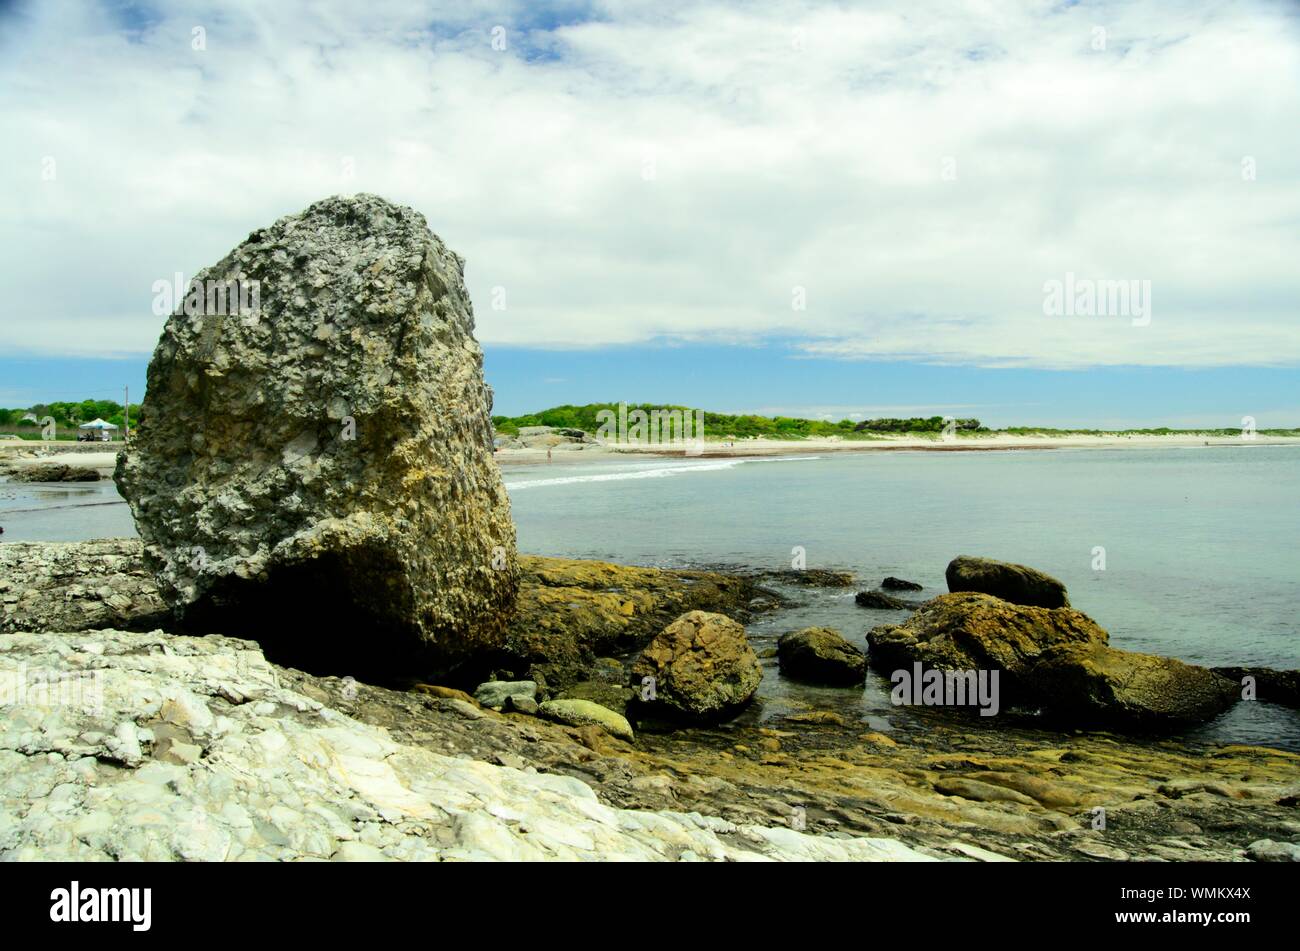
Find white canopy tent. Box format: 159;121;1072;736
78;418;119;430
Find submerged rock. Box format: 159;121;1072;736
115;194;517;678
855;590;918;610
945;556;1070;608
777;627;866;685
881;576;923;591
631;611;761;721
761;568;856;587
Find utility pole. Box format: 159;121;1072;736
124;385;129;443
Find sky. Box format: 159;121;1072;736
1;0;1297;427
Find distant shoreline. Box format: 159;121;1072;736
494;432;1300;465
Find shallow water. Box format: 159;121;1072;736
503;446;1300;749
3;445;1298;748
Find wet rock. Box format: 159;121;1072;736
966;772;1083;809
868;592;1238;730
866;592;1104;691
1029;643;1240;730
855;590;918;610
503;556;764;692
777;627;866;685
945;556;1069;608
631;611;761;722
1211;666;1300;709
540;699;634;741
760;568;855;587
882;576;923;591
115;194;517;679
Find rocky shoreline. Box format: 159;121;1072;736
5;196;1294;863
3;538;1298;862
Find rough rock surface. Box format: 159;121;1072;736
283;655;1300;864
115;195;517;678
0;540;169;635
868;593;1238;729
6;463;101;483
0;629;933;862
1030;643;1240;729
0;542;766;696
867;593;1105;689
631;611;762;721
945;556;1070;608
777;627;866;685
502;556;766;692
474;681;536;710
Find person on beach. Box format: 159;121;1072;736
547;448;552;462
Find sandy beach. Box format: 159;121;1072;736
7;433;1295;476
493;431;1300;465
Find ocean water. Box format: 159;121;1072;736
505;446;1300;749
3;445;1298;747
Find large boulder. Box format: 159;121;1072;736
115;195;518;678
867;592;1103;691
778;627;866;685
867;592;1237;729
1030;643;1239;729
631;611;761;721
501;556;760;692
945;556;1069;608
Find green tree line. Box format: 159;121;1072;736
491;403;987;438
0;399;144;435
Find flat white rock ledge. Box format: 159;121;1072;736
0;629;941;862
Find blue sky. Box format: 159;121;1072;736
2;0;1298;426
4;348;1296;430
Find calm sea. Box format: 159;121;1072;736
4;445;1298;748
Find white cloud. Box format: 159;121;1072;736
1;0;1297;368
